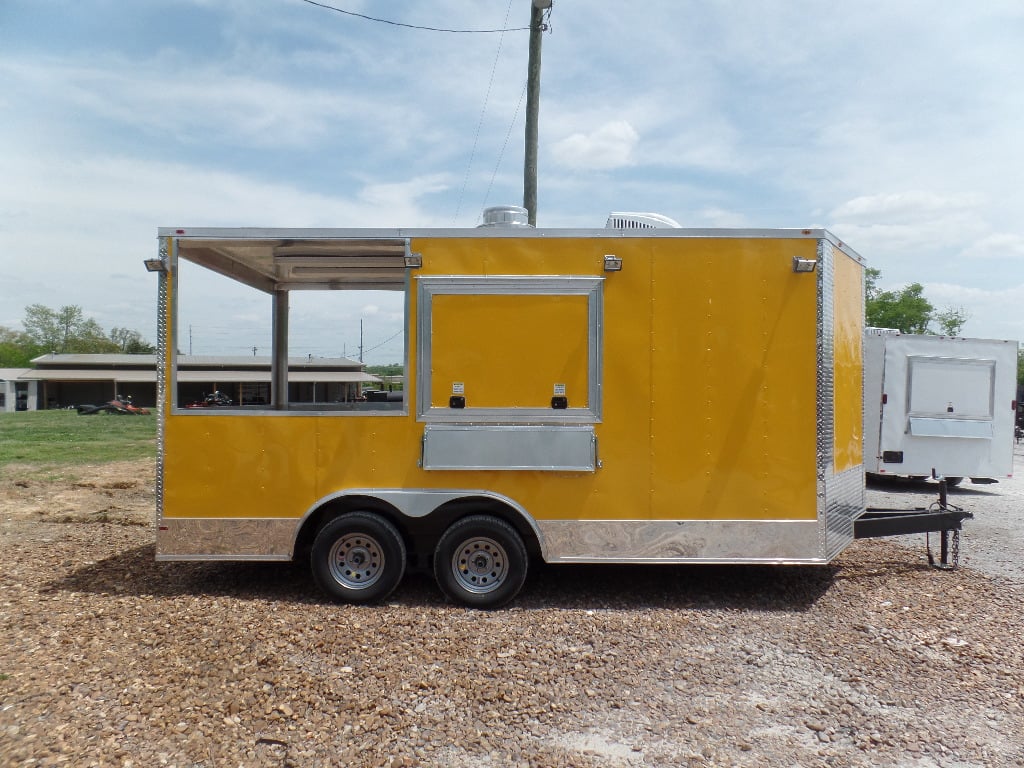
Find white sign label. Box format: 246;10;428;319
553;383;566;396
452;382;465;395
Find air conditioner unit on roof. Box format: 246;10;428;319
605;212;682;229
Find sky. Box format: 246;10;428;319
1;0;1023;364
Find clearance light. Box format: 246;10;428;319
604;254;623;272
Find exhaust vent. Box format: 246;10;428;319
478;205;532;228
605;212;682;229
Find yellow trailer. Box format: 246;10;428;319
148;213;868;607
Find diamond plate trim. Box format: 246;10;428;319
154;237;168;524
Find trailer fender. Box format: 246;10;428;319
291;488;547;561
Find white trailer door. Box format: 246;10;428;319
877;335;1016;479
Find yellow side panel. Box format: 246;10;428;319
832;248;864;472
429;293;589;409
414;235;601;278
649;239;820;520
163;416;322;519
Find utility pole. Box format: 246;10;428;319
523;0;550;226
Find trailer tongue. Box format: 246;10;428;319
854;477;973;569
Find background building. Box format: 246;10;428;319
4;354;381;411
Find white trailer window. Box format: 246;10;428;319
906;357;995;419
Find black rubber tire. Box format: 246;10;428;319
945;477;963;487
433;515;528;609
311;512;406;604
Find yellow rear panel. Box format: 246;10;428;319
832;247;865;472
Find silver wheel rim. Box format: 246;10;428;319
329;533;385;590
451;536;508;594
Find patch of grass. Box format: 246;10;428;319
0;410;156;472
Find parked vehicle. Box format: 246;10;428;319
863;329;1017;485
77;396;151;415
185;391;233;408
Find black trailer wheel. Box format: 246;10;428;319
434;515;527;609
311;512;406;604
945;477;964;487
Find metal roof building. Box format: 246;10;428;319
5;354;382;411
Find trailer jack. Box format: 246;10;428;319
854;476;973;569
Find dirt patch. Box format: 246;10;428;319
0;459;154;526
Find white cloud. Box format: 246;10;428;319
922;282;1024;342
0;56;421;152
829;191;981;225
693;207;749;228
551;121;639;171
961;233;1024;261
826;191;990;268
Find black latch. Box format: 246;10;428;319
551;396;568;409
882;450;904;464
449;395;465;409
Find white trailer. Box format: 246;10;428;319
864;329;1018;484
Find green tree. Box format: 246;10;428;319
110;327;156;354
22;304;119;354
865;269;970;336
865;282;933;334
933;306;970;337
864;267;881;301
0;325;39;366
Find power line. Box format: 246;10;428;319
453;0;515;222
481;80;527;215
296;0;530;33
361;328;404;355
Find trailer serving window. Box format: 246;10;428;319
905;355;998;438
416;275;603;424
171;236;410;413
906;356;997;419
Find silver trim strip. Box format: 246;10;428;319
158;511;841;565
154;237;169;526
816;238;833;557
157;517;296;560
538;519;827;563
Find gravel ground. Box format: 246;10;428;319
1;448;1023;767
865;441;1024;587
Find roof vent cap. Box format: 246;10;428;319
478;205;532;228
605;212;682;229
